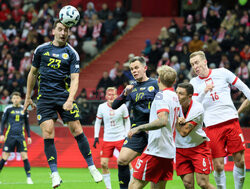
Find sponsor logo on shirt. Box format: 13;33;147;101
43;51;50;56
62;53;69;60
52;53;59;58
140;87;146;91
132;88;137;92
148;86;155;92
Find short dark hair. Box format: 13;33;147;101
53;19;63;29
11;91;21;98
177;83;194;95
129;56;146;66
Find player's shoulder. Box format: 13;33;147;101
66;43;80;61
192;100;203;110
3;104;13;113
34;42;51;53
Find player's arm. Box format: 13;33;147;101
24;111;32;144
0;109;8;141
112;85;133;109
238;99;250;114
24;66;39;111
93;106;103;148
176;117;197;137
122;105;131;136
63;73;79;111
128;111;168;138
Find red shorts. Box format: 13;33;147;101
176;141;213;176
133;153;173;184
204;119;245;158
101;140;124;158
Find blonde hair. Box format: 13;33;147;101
189;51;206;60
157;65;177;87
106;87;117;93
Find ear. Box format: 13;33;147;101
157;77;161;83
52;29;55;35
144;65;148;71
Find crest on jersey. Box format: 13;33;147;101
62;53;69;60
148;86;155;92
123;139;128;145
4;146;8;151
132;88;137;92
37;114;42;121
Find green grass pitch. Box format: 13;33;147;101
0;167;249;188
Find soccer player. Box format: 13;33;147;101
23;20;102;188
127;65;180;189
112;56;159;189
189;51;250;189
94;87;130;189
175;83;215;189
0;92;33;184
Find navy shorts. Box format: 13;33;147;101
36;98;80;125
3;136;27;152
123;131;148;154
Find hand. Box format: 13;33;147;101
124;85;134;96
23;98;36;111
0;135;4;142
204;84;214;93
178;117;186;125
128;128;139;139
93;138;99;148
63;100;73;111
27;137;32;145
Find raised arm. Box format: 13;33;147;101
238;99;250;114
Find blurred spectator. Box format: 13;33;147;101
76;88;88;104
79;99;93;125
103;13;117;43
96;71;114;92
206;9;220;32
82;39;98;57
113;1;127;32
182;0;201;20
98;3;110;22
236;61;249;86
84;2;96;20
0;3;10;23
188;33;204;52
157;53;170;69
168;19;180;36
240;44;250;61
182;14;196;37
205;35;219;55
12;6;24;23
122;62;134;83
0;89;10;105
19;51;32;76
143;39;152;56
170;55;180;73
216;27;226;43
113;69;129;94
0;68;7;94
202;0;212;19
157;27;170;47
240;10;249;25
109;61;120;80
219;54;230;68
148;44;162;70
38;3;54;19
221;10;236;31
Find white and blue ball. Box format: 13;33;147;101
59;5;80;28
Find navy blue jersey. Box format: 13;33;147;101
0;105;30;137
112;78;159;126
32;42;80;100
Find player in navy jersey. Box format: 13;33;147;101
23;20;102;188
0;92;33;184
112;56;159;189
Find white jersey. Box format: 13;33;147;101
175;100;208;148
145;88;181;159
95;102;130;141
190;68;250;127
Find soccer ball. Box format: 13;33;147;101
59;5;80;28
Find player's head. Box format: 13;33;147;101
189;51;209;77
176;83;194;106
52;19;69;46
11;92;22;106
157;65;176;89
105;87;117;104
129;56;148;82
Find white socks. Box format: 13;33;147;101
130;168;133;180
214;170;226;189
103;173;111;189
233;165;245;189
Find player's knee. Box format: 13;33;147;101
197;181;207;189
21;153;28;160
117;157;129;166
101;161;108;170
183;180;194;189
235;159;245;168
213;161;224;172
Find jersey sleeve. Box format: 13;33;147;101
155;92;170;114
70;49;80;74
122;104;129;119
0;108;9;135
32;46;42;68
223;68;250;100
96;105;103;119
